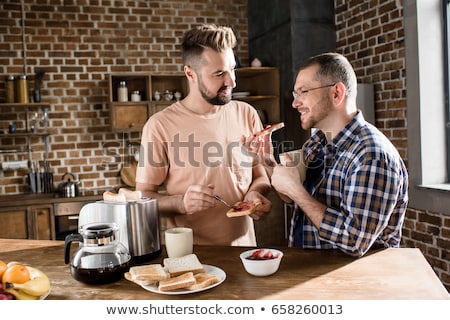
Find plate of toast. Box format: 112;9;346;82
125;254;226;295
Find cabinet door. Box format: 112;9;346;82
110;104;150;132
0;208;29;239
29;204;54;240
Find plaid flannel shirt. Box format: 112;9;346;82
289;112;409;257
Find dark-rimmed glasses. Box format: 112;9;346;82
292;83;336;99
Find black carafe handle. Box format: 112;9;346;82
64;233;83;264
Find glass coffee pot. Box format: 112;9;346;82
64;222;131;284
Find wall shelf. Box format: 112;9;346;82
0;102;50;167
108;73;188;132
234;67;280;125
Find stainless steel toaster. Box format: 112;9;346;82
78;198;161;263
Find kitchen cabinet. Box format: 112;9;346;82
108;73;188;132
0;207;28;239
234;67;280;125
29;204;54;240
0;203;54;240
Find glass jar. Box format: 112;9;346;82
16;75;29;103
117;81;128;102
131;90;141;101
5;75;15;103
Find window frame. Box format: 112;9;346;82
444;0;450;179
405;0;450;214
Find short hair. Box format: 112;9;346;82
182;24;237;67
300;52;357;100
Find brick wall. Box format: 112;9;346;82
335;0;449;291
0;0;248;193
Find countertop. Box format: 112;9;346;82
0;190;105;207
0;239;448;300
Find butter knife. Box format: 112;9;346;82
214;195;241;210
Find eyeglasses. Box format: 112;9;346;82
292;83;336;99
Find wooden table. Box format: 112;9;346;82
0;239;448;300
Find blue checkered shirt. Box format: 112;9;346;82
289;112;409;257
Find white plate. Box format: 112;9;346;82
232;91;251;97
141;264;226;295
40;288;51;300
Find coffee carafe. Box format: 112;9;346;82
64;222;131;284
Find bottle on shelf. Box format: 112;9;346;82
131;90;141;102
118;81;128;102
6;75;15;103
16;75;29;103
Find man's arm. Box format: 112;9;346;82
136;182;185;217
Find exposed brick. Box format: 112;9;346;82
419;212;443;226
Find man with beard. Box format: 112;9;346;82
136;24;272;246
270;52;408;257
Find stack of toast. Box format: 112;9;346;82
125;253;221;292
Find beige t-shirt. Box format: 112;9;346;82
136;100;264;246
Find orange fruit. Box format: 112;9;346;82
2;264;30;284
0;260;7;281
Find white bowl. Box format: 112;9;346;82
240;248;283;277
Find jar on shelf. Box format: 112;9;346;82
8;122;16;134
6;75;15;103
16;75;29;103
117;81;128;102
153;90;161;101
131;90;141;102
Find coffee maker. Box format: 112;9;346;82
78;198;161;263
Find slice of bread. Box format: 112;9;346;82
124;271;157;286
103;191;126;203
163;254;205;277
187;272;221;290
119;188;142;201
158;272;196;292
129;264;170;283
226;201;262;217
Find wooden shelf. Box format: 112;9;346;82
234;67;280;125
108;73;187;132
0;103;50;109
0;132;50;138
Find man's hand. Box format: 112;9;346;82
181;184;217;215
271;156;303;202
244;190;272;220
241;129;276;169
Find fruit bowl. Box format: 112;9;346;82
240;248;283;277
0;260;51;300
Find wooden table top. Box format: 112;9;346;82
0;239;448;300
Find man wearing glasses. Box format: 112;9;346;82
270;52;409;257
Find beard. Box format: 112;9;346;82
301;95;332;130
197;74;231;105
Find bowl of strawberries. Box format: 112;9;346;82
240;248;283;277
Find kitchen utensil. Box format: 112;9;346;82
36;162;41;193
120;158;137;187
78;198;161;263
28;160;36;193
214;195;241;210
59;172;80;198
64;222;131;284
